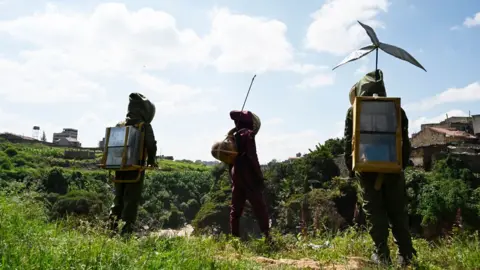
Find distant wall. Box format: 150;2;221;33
432;152;480;173
411;145;446;170
473;115;480;135
64;150;96;160
411;128;446;148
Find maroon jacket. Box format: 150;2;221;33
229;110;264;190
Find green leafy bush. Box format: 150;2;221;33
51;190;107;219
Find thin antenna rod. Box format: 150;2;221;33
375;48;379;80
241;74;256;111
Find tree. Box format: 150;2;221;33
41;131;47;142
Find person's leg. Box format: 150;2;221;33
384;172;416;266
359;173;391;264
230;184;246;237
109;181;125;231
120;171;145;235
247;189;270;239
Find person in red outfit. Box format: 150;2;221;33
228;110;271;242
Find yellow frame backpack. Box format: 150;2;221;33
352;96;403;173
99;122;150;183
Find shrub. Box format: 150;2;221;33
4;147;18;157
50;190;106;219
0;152;13;170
41;168;68;195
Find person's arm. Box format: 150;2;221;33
143;123;158;165
344;108;354;176
401;109;411;169
242;130;264;180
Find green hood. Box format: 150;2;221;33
355;69;387;97
126;93;156;124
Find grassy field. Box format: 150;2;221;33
0;139;212;172
1;193;479;270
2;140;480;269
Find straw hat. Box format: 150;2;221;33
349;84;357;105
251;112;261;135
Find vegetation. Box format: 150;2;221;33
1;137;480;268
1;193;479;269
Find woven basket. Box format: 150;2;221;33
211;135;238;165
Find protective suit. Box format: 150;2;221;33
109;93;158;235
228;110;270;240
343;70;416;266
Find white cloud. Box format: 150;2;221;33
0;58;106;104
404;82;480;112
132;73;217;115
410;109;468;134
463;12;480;28
206;7;317;74
0;3;319;105
0;2;329;162
295;73;336;89
0;3;210;74
305;0;389;55
0;3;211;106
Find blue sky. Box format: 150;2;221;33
0;0;478;163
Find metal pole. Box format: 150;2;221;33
241;75;256;111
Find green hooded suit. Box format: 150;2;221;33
343;70;416;264
109;93;157;235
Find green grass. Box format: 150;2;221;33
158;159;211;172
1;194;479;269
0;140;212;173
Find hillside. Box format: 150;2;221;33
1;138;480;269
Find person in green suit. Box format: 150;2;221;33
343;70;416;266
109;93;158;235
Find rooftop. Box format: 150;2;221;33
428;127;477;139
441;116;472;124
54;137;80;143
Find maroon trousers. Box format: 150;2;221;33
229;167;270;237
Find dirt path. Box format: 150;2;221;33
150;224;194;238
252;256;371;269
148;227;374;269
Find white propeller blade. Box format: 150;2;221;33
332;45;376;70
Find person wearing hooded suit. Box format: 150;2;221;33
109;93;158;235
343;70;416;266
228;110;271;241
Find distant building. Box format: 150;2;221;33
410;115;480;171
53;128;78;142
52;128;81;147
411;126;477;148
472;115;480;136
99;137;105;149
54;137;81;147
